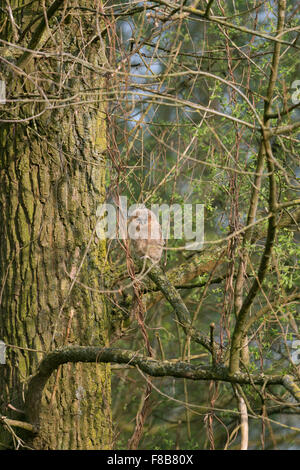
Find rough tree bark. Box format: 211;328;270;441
0;0;112;449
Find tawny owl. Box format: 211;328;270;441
127;208;164;263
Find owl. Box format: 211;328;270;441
127;208;164;263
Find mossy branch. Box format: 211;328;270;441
140;260;219;355
25;345;297;428
0;415;35;433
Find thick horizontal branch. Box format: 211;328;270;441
25;345;299;428
0;415;35;433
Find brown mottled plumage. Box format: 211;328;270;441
127;208;164;263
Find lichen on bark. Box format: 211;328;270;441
0;0;112;450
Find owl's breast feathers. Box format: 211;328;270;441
128;208;164;263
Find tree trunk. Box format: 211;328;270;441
0;0;112;449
